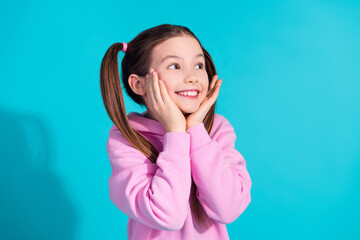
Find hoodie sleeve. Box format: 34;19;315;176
107;130;192;231
186;115;252;224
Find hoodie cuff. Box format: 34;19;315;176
163;132;190;154
186;122;212;153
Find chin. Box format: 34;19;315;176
180;107;198;115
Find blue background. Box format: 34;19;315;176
1;0;359;239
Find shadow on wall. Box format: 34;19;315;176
0;107;77;239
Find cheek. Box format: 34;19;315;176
159;78;176;93
157;72;170;83
157;72;176;90
202;89;208;99
201;72;209;88
204;78;210;91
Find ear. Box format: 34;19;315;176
128;74;146;96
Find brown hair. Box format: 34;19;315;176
100;24;217;228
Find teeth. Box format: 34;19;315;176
177;91;198;96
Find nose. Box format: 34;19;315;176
184;70;199;83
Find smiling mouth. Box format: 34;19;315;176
175;92;199;99
175;90;199;96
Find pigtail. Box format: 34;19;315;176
100;42;158;164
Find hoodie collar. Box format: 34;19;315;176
127;110;166;135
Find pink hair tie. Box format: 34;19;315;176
121;42;127;52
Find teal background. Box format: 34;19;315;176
1;0;359;239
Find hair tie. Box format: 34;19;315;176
121;42;127;52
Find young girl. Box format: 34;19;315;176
100;24;252;240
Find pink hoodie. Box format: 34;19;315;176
107;111;252;240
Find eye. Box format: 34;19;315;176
195;63;204;69
168;63;180;69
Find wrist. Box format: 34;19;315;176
166;128;186;133
186;121;201;130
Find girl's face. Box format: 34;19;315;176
148;35;209;115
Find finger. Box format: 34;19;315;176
158;79;173;104
197;79;222;115
209;79;222;99
206;78;222;99
212;75;218;87
209;75;218;90
206;75;218;98
151;70;164;105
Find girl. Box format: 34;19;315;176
100;24;252;240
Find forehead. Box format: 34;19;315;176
151;36;203;63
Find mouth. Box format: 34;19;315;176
175;90;200;99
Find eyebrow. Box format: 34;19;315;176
160;53;205;64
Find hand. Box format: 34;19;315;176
186;75;223;130
144;69;187;133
